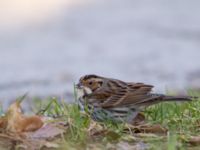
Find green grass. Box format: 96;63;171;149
30;91;200;149
35;97;124;140
144;92;200;135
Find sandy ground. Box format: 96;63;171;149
0;0;200;107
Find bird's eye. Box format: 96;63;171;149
88;81;93;85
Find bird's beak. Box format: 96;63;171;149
75;83;82;89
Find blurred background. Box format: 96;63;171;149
1;0;200;107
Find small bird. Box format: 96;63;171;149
76;74;196;124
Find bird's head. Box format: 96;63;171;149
76;74;104;97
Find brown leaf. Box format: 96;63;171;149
0;121;68;149
140;124;168;134
0;135;15;150
137;124;168;134
27;122;67;139
188;136;200;146
131;112;146;125
4;99;43;133
0;117;7;130
0;96;69;149
88;120;104;136
125;124;168;135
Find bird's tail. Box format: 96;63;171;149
162;95;197;102
136;94;198;106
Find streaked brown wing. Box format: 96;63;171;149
100;82;154;108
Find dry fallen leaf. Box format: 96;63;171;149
187;136;200;146
0;95;69;149
88;120;104;136
5;98;43;133
0;95;43;133
0;119;68;149
131;112;146;125
136;124;168;134
0;116;7;130
27;122;66;139
125;123;168;135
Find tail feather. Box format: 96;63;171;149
162;96;197;101
136;94;198;106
